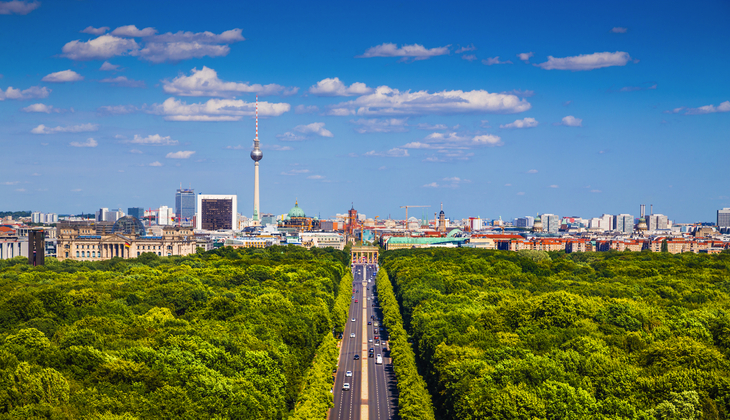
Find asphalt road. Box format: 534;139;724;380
332;263;398;420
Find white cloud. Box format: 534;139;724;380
472;134;503;146
82;26;109;35
149;161;163;167
295;104;319;114
619;83;656;92
70;137;98;148
31;123;98;134
517;192;525;196
680;101;730;115
225;145;244;150
22;103;60;113
31;173;40;176
527;169;538;174
517;52;534;62
404;132;502;150
294;122;333;137
500;117;538;129
537;51;632;71
591;189;602;193
309;77;372;96
166;150;196;159
99;61;120;71
461;54;477;62
100;76;145;88
71;188;82;192
111;25;157;37
329;85;531;116
423;182;439;188
0;0;39;15
402;141;432;149
483;56;512;65
129;134;178;145
357;43;450;61
130;149;142;154
455;44;476;53
97;104;138;115
611;27;628;33
264;144;292;151
162;66;290;97
281;169;310;176
350;118;408;133
42;70;84;83
62;35;139;60
277;132;306;141
307;175;325;180
364;148;410;157
0;85;50;101
558;115;582;127
431;177;471;188
135;29;244;63
150;29;244;44
1;181;19;185
549;185;559;188
149;97;290;121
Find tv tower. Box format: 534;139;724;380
250;95;263;224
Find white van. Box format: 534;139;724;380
376;354;382;365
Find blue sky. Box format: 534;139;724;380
1;0;728;222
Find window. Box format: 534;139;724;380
65;252;68;258
92;251;96;258
76;251;79;257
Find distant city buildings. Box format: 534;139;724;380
31;212;58;224
717;208;730;228
127;207;144;221
541;214;560;233
614;214;634;234
95;208;124;223
515;216;534;228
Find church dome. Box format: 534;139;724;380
287;201;306;219
112;216;146;236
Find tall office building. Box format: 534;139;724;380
196;194;237;231
175;189;196;226
541;214;560;233
718;208;730;228
515;216;534;228
250;96;263;224
614;214;634;234
128;207;144;222
599;214;613;231
648;214;669;232
28;229;45;266
158;206;174;225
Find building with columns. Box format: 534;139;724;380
56;220;195;261
351;245;378;264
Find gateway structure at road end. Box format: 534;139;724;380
351;245;378;265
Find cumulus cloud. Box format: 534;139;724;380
278;122;332;140
404;132;502;150
329;85;531;116
62;35;139;60
502;89;535;97
483;56;512;65
22;103;60;113
149;161;163;167
81;26;109;35
31;123;98;134
357;43;450;61
162;66;291;97
558;115;582;126
424;177;472;188
500;117;538;129
70;137;98;147
537;51;632;71
517;52;534;62
0;0;39;15
42;70;84;83
416;123;448;130
611;27;628;33
527;169;538;174
128;134;178;145
309;77;372;96
130;149;142;154
350;118;408;133
423;182;439;188
166;150;196;159
617;83;657;92
111;25;157;37
62;28;244;63
149;97;290;121
307;175;325;180
363;148;410;157
671;101;730;115
277;132;306;141
295;104;319;114
99;61;121;71
461;54;477;61
100;76;145;88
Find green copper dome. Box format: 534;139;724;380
287;200;305;219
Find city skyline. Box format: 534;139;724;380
1;0;728;222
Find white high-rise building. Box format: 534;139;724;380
717;208;730;228
541;214;560;233
648;214;669;232
158;206;174;225
599;214;613;231
613;214;634;234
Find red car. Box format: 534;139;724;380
355;299;358;303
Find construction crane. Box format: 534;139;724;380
400;205;430;234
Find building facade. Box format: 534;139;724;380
718;208;730;228
542;214;560;233
196;194;237;231
614;214;634;234
57;222;195;261
175;189;196;226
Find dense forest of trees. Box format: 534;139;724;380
381;248;730;420
0;246;348;419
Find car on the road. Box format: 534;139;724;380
375;342;379;346
369;352;374;358
374;335;379;340
376;354;382;365
345;371;352;377
343;383;350;391
351;318;356;322
350;333;356;338
368;338;373;343
369;348;374;353
355;299;358;303
368;321;372;325
354;354;360;360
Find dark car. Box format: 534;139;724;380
354;354;360;360
369;353;374;358
368;321;372;325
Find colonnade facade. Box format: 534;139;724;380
351;245;378;264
